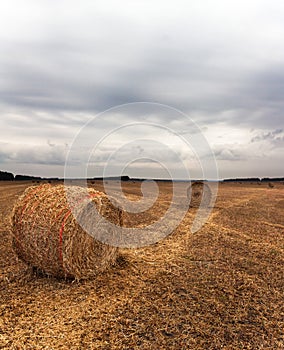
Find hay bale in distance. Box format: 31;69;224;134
187;181;212;208
11;184;122;280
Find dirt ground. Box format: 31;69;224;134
0;181;283;349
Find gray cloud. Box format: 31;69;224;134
250;128;284;152
214;148;244;162
251;129;283;143
2;42;283;127
0;0;283;177
0;142;67;165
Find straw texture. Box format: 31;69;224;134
188;181;212;208
11;184;122;280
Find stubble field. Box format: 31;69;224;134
0;181;283;349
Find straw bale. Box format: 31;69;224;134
11;184;122;280
187;181;212;208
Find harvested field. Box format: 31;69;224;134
0;181;284;349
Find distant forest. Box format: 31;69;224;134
0;170;283;183
0;171;54;181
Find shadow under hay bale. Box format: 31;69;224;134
187;181;212;208
11;184;123;280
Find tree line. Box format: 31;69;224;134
1;170;283;182
0;171;45;181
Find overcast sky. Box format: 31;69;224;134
0;0;283;179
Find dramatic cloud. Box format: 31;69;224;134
0;0;283;178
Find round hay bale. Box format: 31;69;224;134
187;181;212;208
11;184;122;280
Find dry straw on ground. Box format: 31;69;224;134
188;181;212;208
11;184;122;280
1;182;284;348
